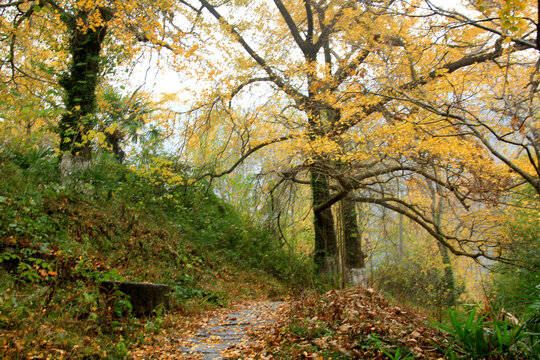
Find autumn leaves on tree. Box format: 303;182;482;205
1;0;538;277
1;0;183;172
175;0;539;274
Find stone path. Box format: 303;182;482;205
179;302;283;359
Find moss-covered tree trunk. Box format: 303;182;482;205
341;198;365;285
311;171;338;275
307;106;339;275
58;9;112;176
343;198;364;269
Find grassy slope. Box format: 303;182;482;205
0;146;312;359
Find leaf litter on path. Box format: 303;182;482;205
132;287;446;359
131;301;285;359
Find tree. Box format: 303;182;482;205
173;0;538;275
392;0;539;196
0;0;184;174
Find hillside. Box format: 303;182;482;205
0;144;311;359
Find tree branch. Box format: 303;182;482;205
198;0;307;105
425;0;537;50
331;37;534;136
304;0;314;43
351;195;526;268
196;134;295;180
384;93;540;194
328;49;370;92
0;0;27;8
229;76;272;102
273;0;305;50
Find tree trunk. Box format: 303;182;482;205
57;9;111;176
398;212;404;257
342;198;366;285
437;241;456;305
342;197;364;269
428;178;457;306
311;171;338;275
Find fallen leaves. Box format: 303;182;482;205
233;287;446;359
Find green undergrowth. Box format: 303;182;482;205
0;142;313;359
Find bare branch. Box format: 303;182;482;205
229;77;272;102
196;135;295;180
351;195;527;268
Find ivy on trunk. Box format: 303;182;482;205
58;8;113;161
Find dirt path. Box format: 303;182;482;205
178;301;284;359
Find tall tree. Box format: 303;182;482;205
0;0;184;173
56;4;114;172
173;0;537;273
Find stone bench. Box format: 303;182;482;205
99;281;170;316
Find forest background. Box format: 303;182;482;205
0;0;539;358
